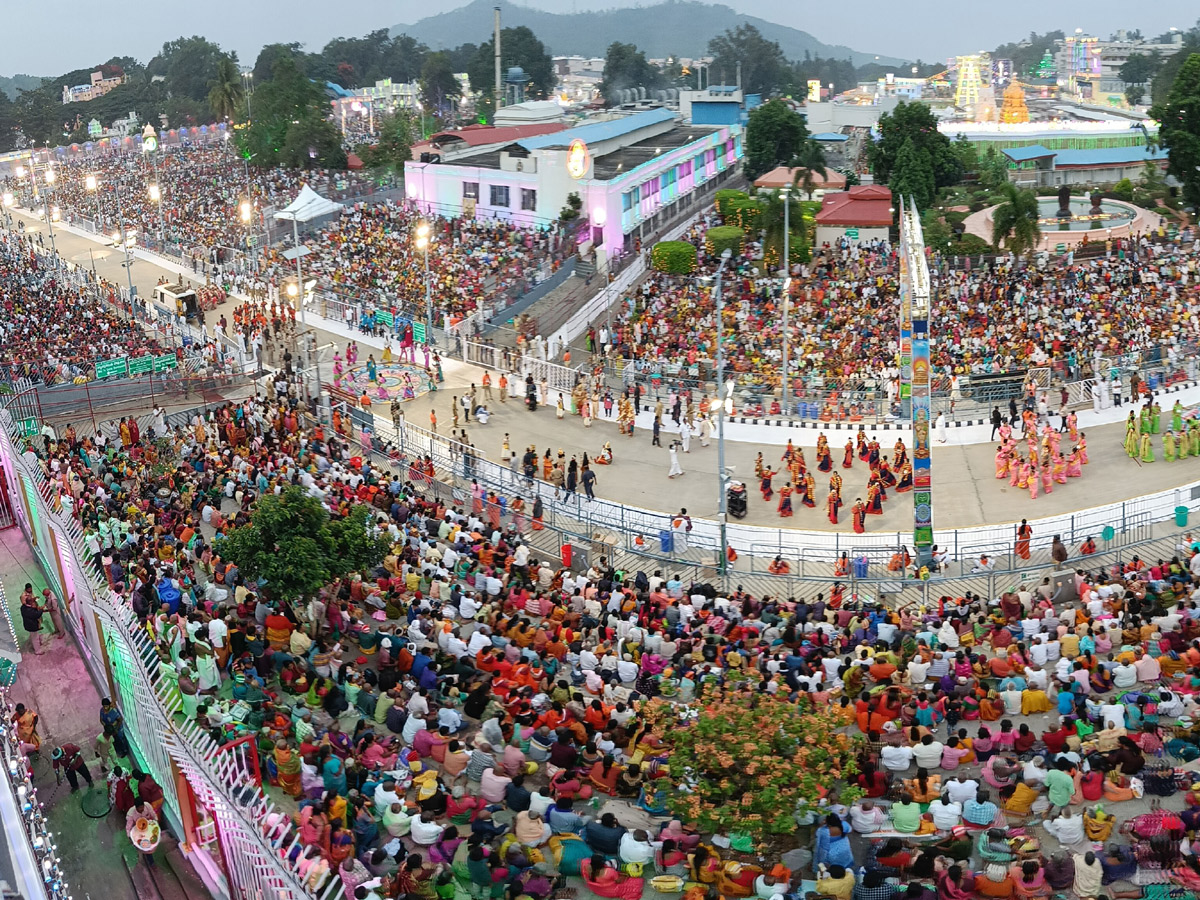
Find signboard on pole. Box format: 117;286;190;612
96;357;127;379
376;310;394;328
807;80;822;102
153;354;178;372
128;355;154;376
412;321;427;344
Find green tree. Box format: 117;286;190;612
468;27;556;100
1151;53;1200;210
239;55;346;169
319;29;395;87
637;691;861;842
743;99;809;181
978;145;1011;188
420;52;462;117
253;42;306;83
870;100;962;189
759;188;810;269
218;487;388;605
990;182;1042;258
1152;33;1200;106
383;34;429;83
992;30;1064;78
599;42;665;104
890;139;936;210
789;139;828;199
363;112;415;172
207;56;244;122
1126;84;1146;106
0;92;18;152
150;36;234;104
1120;53;1162;87
707;24;788;95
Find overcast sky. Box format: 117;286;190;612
6;0;1198;76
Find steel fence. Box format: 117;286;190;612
0;410;345;900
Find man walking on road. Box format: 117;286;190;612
52;744;94;791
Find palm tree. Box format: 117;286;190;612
789;139;829;200
990;182;1041;258
208;57;244;122
760;188;806;272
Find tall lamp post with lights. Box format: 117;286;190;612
415;221;434;344
1;192;13;230
142;124;165;249
87;174;137;301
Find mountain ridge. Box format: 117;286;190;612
392;0;904;67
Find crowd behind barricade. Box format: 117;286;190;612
0;232;234;383
604;215;1200;415
259;202;567;333
16;355;1200;900
1;144;378;271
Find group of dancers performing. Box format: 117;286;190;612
756;431;912;531
995;411;1090;499
330;331;442;404
1124;399;1200;463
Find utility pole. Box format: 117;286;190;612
713;248;733;579
781;186;790;416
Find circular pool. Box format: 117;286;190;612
1035;196;1136;231
971;195;1150;250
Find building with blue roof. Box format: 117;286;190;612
1001;142;1166;187
405;106;743;259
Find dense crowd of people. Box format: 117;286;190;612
0;232;234;382
261;202;567;332
609;216;1200;412
1;143;378;270
12;349;1200;900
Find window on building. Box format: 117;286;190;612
520;188;537;211
489;185;510;207
463;182;479;200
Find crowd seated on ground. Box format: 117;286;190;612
612;215;1200;410
261;201;566;333
19;353;1200;900
0;232;231;383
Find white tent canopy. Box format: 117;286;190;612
273;184;344;223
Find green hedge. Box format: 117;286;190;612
715;189;749;218
726;197;764;233
705;226;744;258
651;241;698;275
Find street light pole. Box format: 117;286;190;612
713;247;733;579
41;167;57;257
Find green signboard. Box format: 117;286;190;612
376;309;394;328
844;228;859;239
18;417;38;437
412;321;427;344
96;357;128;379
128;355;154;376
153;354;178;372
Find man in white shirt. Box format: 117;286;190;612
1113;660;1138;689
849;799;887;833
907;657;931;686
911;736;945;769
880;744;914;771
928;796;962;830
946;775;979;805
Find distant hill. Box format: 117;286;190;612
0;74;45;100
393;0;902;67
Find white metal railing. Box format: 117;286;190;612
0;409;343;900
